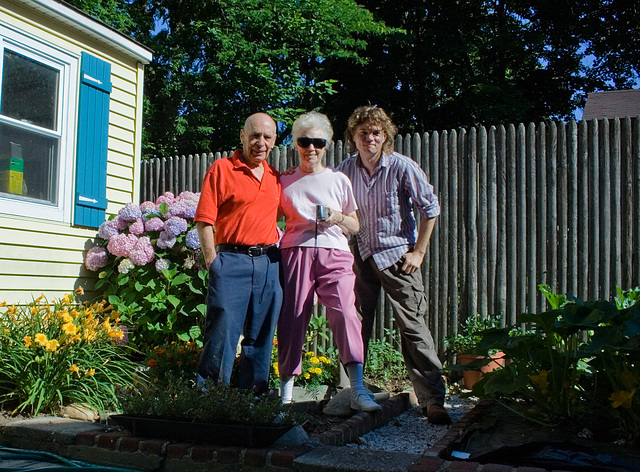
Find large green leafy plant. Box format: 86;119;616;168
0;291;140;415
472;284;640;445
84;191;207;350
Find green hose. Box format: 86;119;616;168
0;446;142;471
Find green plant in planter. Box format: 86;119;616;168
117;376;306;427
445;313;504;355
471;284;640;445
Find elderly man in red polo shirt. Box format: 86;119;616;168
194;112;282;394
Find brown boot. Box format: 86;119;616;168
424;404;451;425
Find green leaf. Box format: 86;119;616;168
167;295;180;308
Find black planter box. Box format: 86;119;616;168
109;414;292;447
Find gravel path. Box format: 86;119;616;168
344;393;476;454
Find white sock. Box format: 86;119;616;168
280;376;295;403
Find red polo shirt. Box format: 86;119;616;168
194;150;281;246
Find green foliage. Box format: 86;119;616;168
270;314;340;394
0;292;140;416
71;0;640;156
136;0;393;157
365;329;409;390
444;313;503;355
471;285;640;445
144;342;202;382
118;376;306;427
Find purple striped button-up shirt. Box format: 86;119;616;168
338;152;440;270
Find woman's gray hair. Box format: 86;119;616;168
292;111;334;142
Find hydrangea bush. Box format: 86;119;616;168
84;191;207;351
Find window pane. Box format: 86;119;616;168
1;49;59;130
0;123;58;204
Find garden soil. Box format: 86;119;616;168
448;400;640;471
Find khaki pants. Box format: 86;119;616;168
351;242;446;408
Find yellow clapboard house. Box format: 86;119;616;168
0;0;153;304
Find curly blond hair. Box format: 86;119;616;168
345;106;397;155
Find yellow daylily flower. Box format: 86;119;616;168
69;364;79;374
45;339;59;352
62;323;78;336
530;370;549;389
609;389;636;409
35;333;48;346
23;336;32;348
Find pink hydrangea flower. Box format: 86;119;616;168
140;201;156;211
107;233;138;257
85;246;109;271
129;218;145;235
129;236;155;266
156;191;175;206
144;217;165;232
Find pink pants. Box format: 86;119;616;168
277;247;364;377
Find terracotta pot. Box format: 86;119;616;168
458;352;506;390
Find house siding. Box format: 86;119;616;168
0;0;149;304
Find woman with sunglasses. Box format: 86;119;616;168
277;111;381;411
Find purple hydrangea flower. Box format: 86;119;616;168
98;220;120;240
118;258;135;274
167;201;188;218
185;229;200;249
85;246;109;271
118;203;143;222
155;258;171;272
129;236;155;266
164;216;188;237
114;216;129;230
107;233;138;257
157;231;177;249
129;218;145;235
144;217;165;232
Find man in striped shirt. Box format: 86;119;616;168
338;106;450;425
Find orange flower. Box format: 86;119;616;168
147;359;158;368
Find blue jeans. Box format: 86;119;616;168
197;250;282;392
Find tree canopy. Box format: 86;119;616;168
67;0;639;158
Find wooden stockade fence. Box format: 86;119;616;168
141;117;640;356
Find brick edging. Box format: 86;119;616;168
318;393;411;446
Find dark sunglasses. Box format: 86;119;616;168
297;137;327;149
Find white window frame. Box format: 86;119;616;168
0;23;77;223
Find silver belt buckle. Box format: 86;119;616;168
247;246;262;257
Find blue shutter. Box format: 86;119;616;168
73;52;112;228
